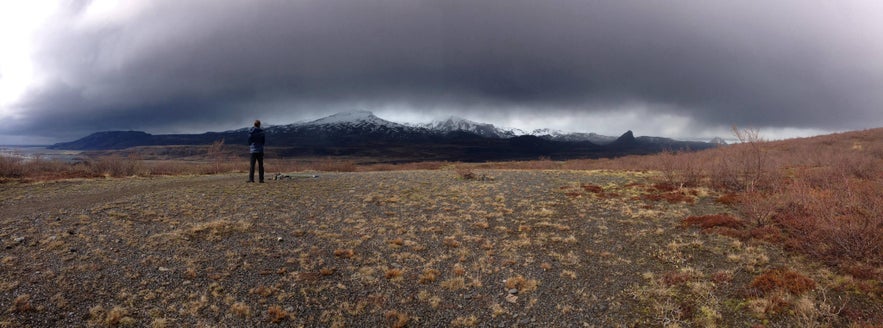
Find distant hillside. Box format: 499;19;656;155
50;111;717;161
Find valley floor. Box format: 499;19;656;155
0;171;872;326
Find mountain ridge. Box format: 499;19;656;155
50;111;718;161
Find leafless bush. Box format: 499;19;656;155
730;127;774;192
205;139;228;174
831;151;879;180
88;155;144;177
655;150;704;187
0;156;26;178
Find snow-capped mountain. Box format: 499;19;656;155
262;111;429;144
419;116;518;139
527;129;618;145
267;111;407;130
305;111;402;127
418;116;619;144
50;111;719;161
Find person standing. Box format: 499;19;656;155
248;120;265;183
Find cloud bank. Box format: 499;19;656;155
2;0;882;143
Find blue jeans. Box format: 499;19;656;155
249;152;264;182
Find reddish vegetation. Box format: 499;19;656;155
681;214;745;230
581;184;604;193
714;193;741;205
750;268;816;296
561;183;621;199
641;190;695;204
651;182;678;192
333;249;355;258
645;128;883;281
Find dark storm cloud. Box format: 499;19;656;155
6;0;883;141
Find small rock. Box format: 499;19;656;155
14;237;25;243
505;294;518;303
276;237;283;242
158;267;171;272
508;288;519;295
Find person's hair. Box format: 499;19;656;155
254;120;261;128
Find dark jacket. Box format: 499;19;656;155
248;127;265;153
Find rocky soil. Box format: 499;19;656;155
0;170;861;327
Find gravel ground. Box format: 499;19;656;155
0;170;851;327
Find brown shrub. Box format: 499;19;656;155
452;264;466;276
267;305;288;323
746;226;786;244
385;268;404;280
443;237;461;248
715;193;741;205
89;155;144;177
642;190;694;204
581;184;604;193
710;271;734;284
681;214;744;230
456;167;477;180
385;310;410;328
661;270;698;287
750;268;816;296
333;249;355;258
831;151;879;180
230;302;251;318
419;269;439;284
652;182;679;192
504;276;526;290
736;191;780;227
842;263;879;280
0;156;26;178
10;294;32;313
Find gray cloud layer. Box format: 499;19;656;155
4;0;883;142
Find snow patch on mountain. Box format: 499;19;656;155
307;111;399;126
528;128;617;145
419;116;518;138
265;111;631;145
266;111;418;136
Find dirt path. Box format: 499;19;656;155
0;171;850;327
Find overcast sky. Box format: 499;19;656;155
1;0;882;144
